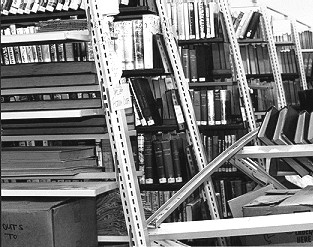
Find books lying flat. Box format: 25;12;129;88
1;146;95;162
257;106;279;145
273;105;299;145
1;167;103;177
2;158;98;170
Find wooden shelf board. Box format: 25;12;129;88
2;30;90;45
149;212;313;240
236;144;313;159
1;108;105;120
1;181;118;197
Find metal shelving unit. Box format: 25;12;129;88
2;0;312;246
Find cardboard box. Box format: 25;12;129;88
1;198;98;247
242;186;313;246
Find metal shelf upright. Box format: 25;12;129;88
85;1;149;246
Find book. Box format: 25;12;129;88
200;89;207;125
214;90;221;125
137;133;145;184
207;89;215;125
193;90;201;125
170;138;183;183
129;77;162;126
144;138;154;184
161;139;175;183
153;140;166;184
294;110;310;144
257;106;280;145
244;11;262;39
1;146;95;162
272;105;299;145
169;89;186;130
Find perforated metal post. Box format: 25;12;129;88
155;1;227;245
218;0;257;131
290;18;308;90
85;1;150;246
259;5;287;109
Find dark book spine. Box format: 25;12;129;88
161;140;175;183
170;138;183;183
245;11;262;39
153;140;166;184
144;139;154;184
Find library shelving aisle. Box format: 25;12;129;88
1;0;313;247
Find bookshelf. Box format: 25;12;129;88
1;0;312;246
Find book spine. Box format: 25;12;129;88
153;140;166;184
3;28;16;65
189;46;198;82
132;19;144;69
161;139;175;183
171;89;186;130
198;0;206;39
193;90;201;125
144;138;154;184
137;133;145;184
181;47;190;82
207;89;215;125
143;14;160;69
200;89;207;125
170;138;183;183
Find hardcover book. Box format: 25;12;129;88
294;110;310;144
257;106;280;145
272;105;299;145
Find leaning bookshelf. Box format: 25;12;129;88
1;0;313;246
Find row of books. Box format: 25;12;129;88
180;43;232;82
142;189;211;224
299;30;313;49
201;133;237;163
112;16;164;70
282;79;302;106
190;88;232;126
249;79;277;112
129;76;186;129
1;25;93;65
1;0;149;15
232;9;263;40
137;131;193;185
276;46;299;74
1;92;100;103
258;105;313;176
240;44;299;75
165;0;223;40
214;177;257;218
